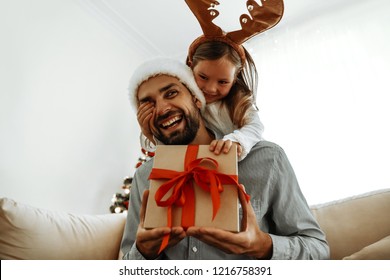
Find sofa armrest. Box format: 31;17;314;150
0;197;126;260
310;188;390;260
343;235;390;260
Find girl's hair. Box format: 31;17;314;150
188;41;258;128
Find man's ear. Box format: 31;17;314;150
193;96;202;110
186;58;192;68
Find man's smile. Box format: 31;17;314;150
160;115;183;129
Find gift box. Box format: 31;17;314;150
144;144;242;232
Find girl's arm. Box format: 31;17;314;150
222;109;264;161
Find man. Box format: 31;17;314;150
121;58;329;260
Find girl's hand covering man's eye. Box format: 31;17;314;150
137;102;156;144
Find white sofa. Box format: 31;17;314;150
311;188;390;260
1;188;389;260
0;197;126;260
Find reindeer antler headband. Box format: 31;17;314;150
186;0;284;64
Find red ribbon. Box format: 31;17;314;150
148;145;250;254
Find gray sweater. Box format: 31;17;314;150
121;141;330;260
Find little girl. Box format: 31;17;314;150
137;39;264;161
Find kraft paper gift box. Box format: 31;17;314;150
144;144;241;232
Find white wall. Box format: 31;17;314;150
247;0;390;204
1;0;389;214
0;0;144;214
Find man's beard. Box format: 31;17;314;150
153;109;200;145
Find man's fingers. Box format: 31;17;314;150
187;227;245;255
238;185;248;231
139;190;149;225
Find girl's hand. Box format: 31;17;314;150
209;139;242;157
137;102;155;144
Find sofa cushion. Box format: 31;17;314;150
343;235;390;260
0;197;126;260
311;188;390;259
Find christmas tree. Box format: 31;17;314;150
109;149;154;213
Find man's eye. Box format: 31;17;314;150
138;98;154;106
166;90;178;98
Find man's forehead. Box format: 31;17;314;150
137;74;183;97
148;74;179;83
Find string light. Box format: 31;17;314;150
109;149;155;213
109;177;131;214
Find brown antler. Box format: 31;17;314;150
227;0;284;44
185;0;284;43
185;0;284;64
185;0;224;38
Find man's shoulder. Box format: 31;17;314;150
251;140;284;154
238;141;290;182
242;140;287;164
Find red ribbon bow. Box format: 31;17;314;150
148;145;250;254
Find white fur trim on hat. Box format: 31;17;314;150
128;57;205;112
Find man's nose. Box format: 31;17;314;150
155;98;171;115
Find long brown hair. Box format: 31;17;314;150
187;41;258;128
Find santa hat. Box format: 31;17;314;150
128;57;205;112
